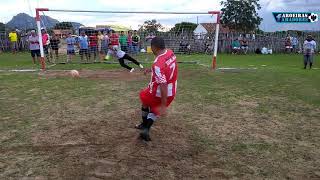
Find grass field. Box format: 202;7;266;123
1;52;319;179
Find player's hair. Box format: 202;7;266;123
151;36;165;50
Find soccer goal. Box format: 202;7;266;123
35;8;220;70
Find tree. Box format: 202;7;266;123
220;0;262;33
53;22;73;29
170;22;197;34
139;19;163;33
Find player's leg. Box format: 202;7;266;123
135;105;150;130
55;49;59;60
31;50;36;64
70;50;75;62
67;50;70;63
118;57;133;70
123;54;143;68
309;55;313;69
36;50;41;63
94;47;97;62
85;49;89;62
79;49;84;61
140;96;175;141
45;46;51;62
303;55;308;69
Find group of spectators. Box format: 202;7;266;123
284;34;299;53
25;29;143;64
27;29;61;64
231;36;249;54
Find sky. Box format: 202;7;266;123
0;0;319;31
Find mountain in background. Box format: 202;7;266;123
6;13;83;30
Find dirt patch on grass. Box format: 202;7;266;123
1;107;226;179
40;69;147;81
180;97;320;179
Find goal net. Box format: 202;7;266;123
34;8;220;70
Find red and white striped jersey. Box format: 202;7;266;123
147;49;178;97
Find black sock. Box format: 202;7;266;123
304;63;307;69
145;118;154;130
310;63;313;69
141;107;149;121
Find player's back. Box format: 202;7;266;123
154;49;178;82
153;49;178;97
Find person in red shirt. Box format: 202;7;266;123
41;28;51;62
89;32;98;62
109;30;120;48
135;36;178;141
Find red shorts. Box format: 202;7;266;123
139;88;175;116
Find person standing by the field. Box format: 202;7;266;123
119;31;128;52
132;30;140;54
28;30;41;64
303;35;317;69
109;30;120;48
135;37;178;141
8;29;18;54
78;31;89;63
127;30;133;53
41;28;51;63
97;31;105;62
89;32;98;62
50;33;60;62
66;33;76;63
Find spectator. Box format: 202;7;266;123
291;36;299;53
66;33;76;63
28;30;40;64
231;38;241;54
119;31;128;52
132;30;140;54
50;33;60;62
8;29;18;54
145;33;155;43
127;30;133;53
252;32;256;41
285;35;292;53
78;31;89;63
41;28;51;62
102;31;110;57
89;32;98;62
303;35;317;69
97;31;105;62
241;38;249;54
109;30;120;48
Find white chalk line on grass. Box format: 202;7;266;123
0;69;38;72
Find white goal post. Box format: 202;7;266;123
35;8;221;70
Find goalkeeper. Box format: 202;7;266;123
106;44;144;72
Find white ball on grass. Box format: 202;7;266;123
70;70;80;78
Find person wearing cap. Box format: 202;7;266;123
28;30;40;64
8;29;18;54
303;35;317;69
41;28;51;63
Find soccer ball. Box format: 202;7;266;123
309;13;318;23
70;70;80;78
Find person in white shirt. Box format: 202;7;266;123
303;35;317;69
107;44;144;72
